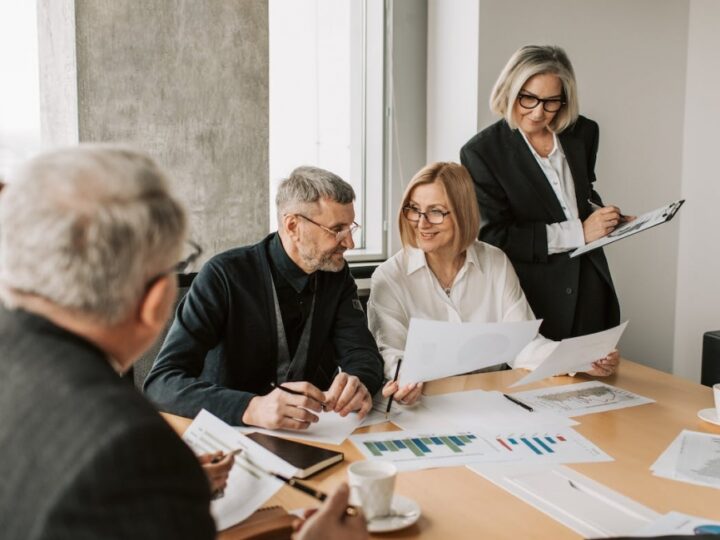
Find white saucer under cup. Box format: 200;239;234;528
367;494;421;533
698;383;720;426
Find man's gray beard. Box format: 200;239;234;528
300;246;346;273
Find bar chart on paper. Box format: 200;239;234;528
350;428;612;470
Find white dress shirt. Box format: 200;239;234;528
367;241;557;380
519;130;585;254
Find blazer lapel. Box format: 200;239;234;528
558;131;591;220
506;127;566;221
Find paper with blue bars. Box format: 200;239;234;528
350;427;611;471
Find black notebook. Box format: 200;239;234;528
246;432;344;479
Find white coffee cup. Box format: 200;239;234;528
713;383;720;418
347;461;397;520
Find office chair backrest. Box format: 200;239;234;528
701;330;720;387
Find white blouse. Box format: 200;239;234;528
367;241;557;379
519;129;585;254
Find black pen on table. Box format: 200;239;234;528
503;393;534;412
271;381;327;410
272;472;358;517
210;447;244;464
385;358;403;419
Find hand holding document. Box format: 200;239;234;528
510;322;628;388
183;410;298;530
398;318;541;387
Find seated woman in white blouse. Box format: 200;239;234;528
367;162;619;405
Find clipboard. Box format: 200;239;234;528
570;199;684;258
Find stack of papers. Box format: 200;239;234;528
239;410;363;446
651;430;720;489
633;512;720;536
509;381;654;417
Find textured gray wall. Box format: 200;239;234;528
56;0;269;258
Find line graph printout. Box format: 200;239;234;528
350;428;611;471
510;381;654;417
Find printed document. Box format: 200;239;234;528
398;318;541;387
184;410;297;530
240;410;363;446
511;322;628;388
651;429;720;489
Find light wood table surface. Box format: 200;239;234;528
164;360;720;539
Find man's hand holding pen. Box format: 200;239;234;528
241;381;327;430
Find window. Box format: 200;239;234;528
269;0;386;260
0;1;41;181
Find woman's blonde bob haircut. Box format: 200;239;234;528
398;162;480;254
490;45;579;133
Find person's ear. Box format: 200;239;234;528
283;213;301;242
137;274;176;332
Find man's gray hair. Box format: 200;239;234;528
0;145;187;323
275;166;355;221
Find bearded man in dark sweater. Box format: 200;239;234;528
145;166;384;430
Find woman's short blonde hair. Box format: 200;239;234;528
398;162;480;254
490;45;579;133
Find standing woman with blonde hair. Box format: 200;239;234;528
461;45;627;361
368;162;616;406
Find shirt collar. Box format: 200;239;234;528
405;243;484;276
269;233;311;293
519;129;564;160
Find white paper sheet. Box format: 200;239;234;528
239;410;363;446
398;318;541;387
651;430;720;489
183;410;298;531
350;426;611;471
509;381;654;416
391;389;578;433
511;322;628;388
469;463;659;538
632;512;720;536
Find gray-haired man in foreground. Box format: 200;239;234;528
0;147;366;540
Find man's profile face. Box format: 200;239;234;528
296;198;356;273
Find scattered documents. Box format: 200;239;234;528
183;410;298;530
651;430;720;489
469;463;659;538
571;199;684;258
391;389;577;433
632;512;720;536
239;410;363;446
398;318;541;387
351;427;611;471
511;322;628;388
509;381;654;416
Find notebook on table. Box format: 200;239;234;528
246;432;344;479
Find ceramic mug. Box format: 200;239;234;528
347;461;397;520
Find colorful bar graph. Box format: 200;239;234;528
533;437;554;453
521;437;542;455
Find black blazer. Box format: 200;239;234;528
0;307;214;540
460;116;619;340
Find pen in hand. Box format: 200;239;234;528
503;393;534;412
385;358;403;419
270;381;327;410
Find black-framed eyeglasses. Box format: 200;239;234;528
145;240;203;291
402;205;451;225
174;240;203;274
517;93;565;113
294;214;361;243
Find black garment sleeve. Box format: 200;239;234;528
329;264;384;395
461;142;550;264
143;259;256;425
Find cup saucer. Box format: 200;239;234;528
698;408;720;426
367;495;421;533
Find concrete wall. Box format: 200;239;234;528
39;0;269;260
473;0;689;373
673;0;720;380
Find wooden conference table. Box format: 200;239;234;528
163;360;720;539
